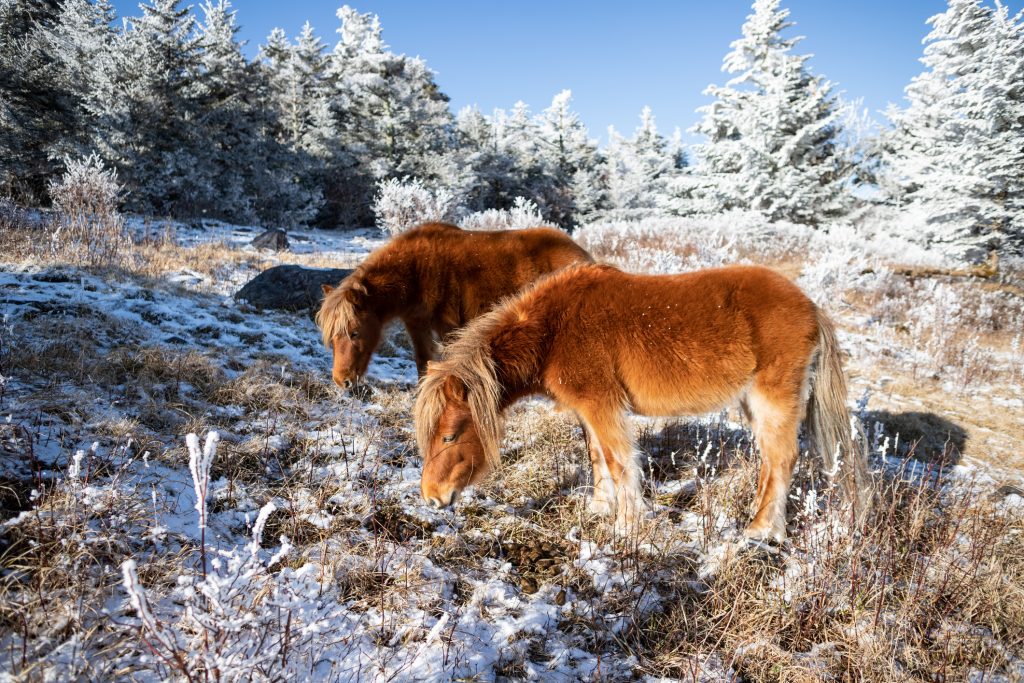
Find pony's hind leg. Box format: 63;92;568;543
744;384;803;543
403;319;437;376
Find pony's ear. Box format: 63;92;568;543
344;284;368;309
321;283;334;295
442;375;467;403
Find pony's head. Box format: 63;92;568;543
414;349;503;509
316;280;383;390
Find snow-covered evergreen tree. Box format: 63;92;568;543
450;107;518;212
191;0;257;220
534;90;603;226
688;0;849;224
883;0;1024;258
41;0;117;163
91;0;204;216
604;106;683;217
0;0;66;200
325;6;453;198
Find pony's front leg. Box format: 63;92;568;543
580;408;647;533
582;422;615;517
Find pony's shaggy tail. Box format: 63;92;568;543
806;307;870;520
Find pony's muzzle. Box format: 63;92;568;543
343;378;353;390
426;490;458;510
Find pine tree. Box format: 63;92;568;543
41;0;117;162
0;0;65;201
326;6;453;181
883;0;1024;258
689;0;848;224
192;0;256;220
534;90;603;226
451;107;518;212
604;106;682;217
91;0;204;216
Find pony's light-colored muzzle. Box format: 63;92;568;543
424;488;459;510
332;368;359;392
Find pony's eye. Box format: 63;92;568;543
441;434;456;444
349;331;360;340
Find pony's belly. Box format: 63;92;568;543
620;353;755;418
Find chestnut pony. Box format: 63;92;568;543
415;263;867;541
316;222;591;389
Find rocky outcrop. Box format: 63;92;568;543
235;265;352;311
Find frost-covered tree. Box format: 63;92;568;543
604;106;684;217
40;0;117;163
257;23;339;224
326;6;453;181
689;0;849;224
535;90;604;225
449;107;519;212
260;23;330;149
0;0;66;200
883;0;1024;258
191;1;257;219
90;0;204;216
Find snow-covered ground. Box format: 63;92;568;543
1;219;1022;681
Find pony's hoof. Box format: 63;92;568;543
588;495;614;517
742;524;786;545
612;509;647;536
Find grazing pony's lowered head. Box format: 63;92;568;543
414;321;505;509
316;278;383;390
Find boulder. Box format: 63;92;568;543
235;264;352;311
251;228;289;251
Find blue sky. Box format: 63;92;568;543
110;1;1021;144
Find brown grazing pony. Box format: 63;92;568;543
415;263;867;541
316;222;591;389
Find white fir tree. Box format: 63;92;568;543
689;0;849;224
604;106;682;217
534;90;603;226
450;106;518;212
1;1;76;200
41;0;117;162
192;0;256;219
326;6;453;182
91;0;204;216
883;0;1024;258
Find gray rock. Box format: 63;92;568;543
235;264;352;311
251;228;289;251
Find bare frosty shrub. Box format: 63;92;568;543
372;176;457;236
460;197;547;231
121;432;338;682
48;154;128;268
575;211;809;273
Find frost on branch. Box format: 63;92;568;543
372;176;457;235
187;431;219;530
120;433;329;682
47;153;128;268
460;197;547;231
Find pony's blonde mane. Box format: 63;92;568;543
314;275;366;348
414;308;509;471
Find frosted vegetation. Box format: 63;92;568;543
2;0;1023;259
1;0;1024;680
1;196;1023;679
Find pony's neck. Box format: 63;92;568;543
488;309;551;410
359;254;413;318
